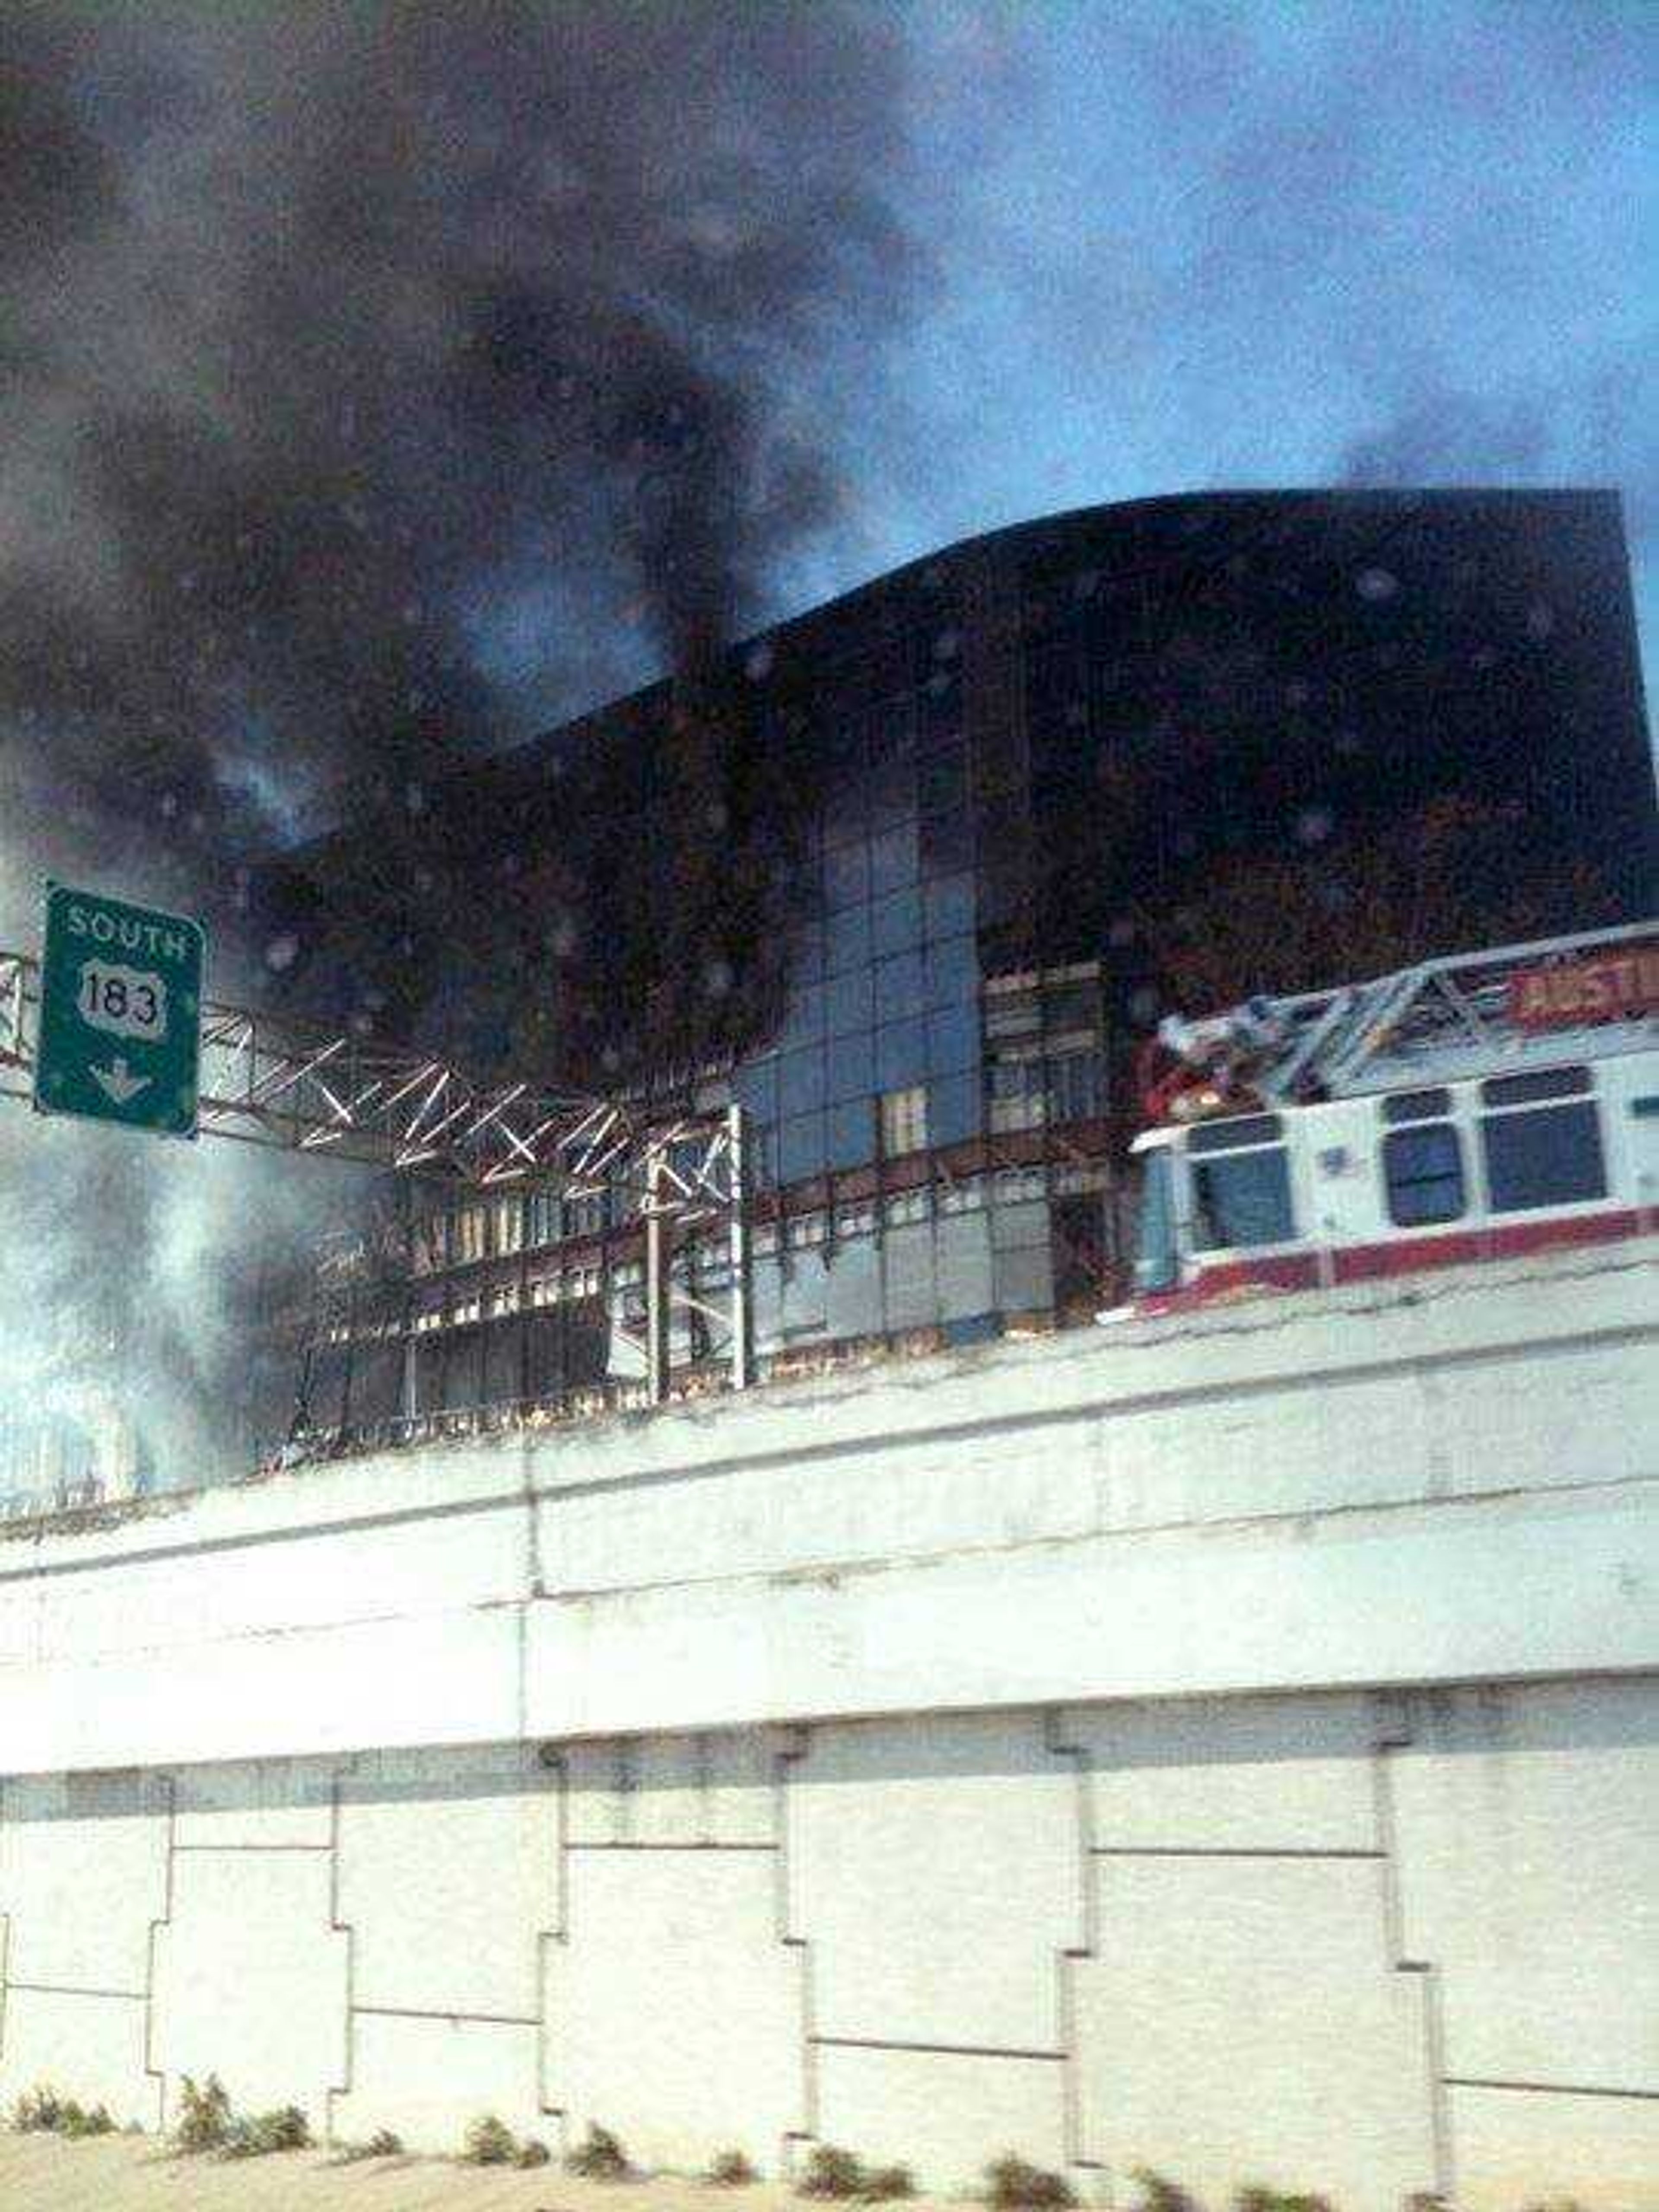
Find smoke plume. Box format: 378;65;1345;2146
0;0;924;1489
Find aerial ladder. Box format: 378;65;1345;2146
1139;918;1659;1127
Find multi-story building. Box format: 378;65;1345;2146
257;488;1657;1449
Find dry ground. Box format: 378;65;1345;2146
0;2133;954;2212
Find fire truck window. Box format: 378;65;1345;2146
1382;1088;1452;1126
1383;1124;1465;1226
1133;1150;1179;1293
1186;1112;1282;1155
1190;1146;1294;1251
1481;1065;1591;1107
1482;1101;1606;1212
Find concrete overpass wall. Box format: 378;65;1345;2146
1;1243;1655;2208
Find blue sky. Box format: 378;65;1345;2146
758;0;1656;726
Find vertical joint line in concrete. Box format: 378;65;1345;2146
0;1782;11;2075
1045;1708;1106;2183
325;1768;354;2146
774;1726;817;2174
142;1773;178;2135
538;1747;569;2149
1372;1694;1454;2207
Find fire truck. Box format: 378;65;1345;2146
1118;920;1659;1310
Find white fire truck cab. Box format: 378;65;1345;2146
1120;922;1659;1311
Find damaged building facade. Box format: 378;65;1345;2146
258;488;1656;1453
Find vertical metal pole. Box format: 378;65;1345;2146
645;1143;670;1405
517;1190;532;1419
400;1185;418;1429
340;1257;358;1443
728;1101;750;1391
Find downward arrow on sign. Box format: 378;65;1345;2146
91;1057;150;1105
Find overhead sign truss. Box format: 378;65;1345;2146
2;941;727;1197
2;939;752;1420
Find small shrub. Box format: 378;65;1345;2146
710;2148;760;2186
1235;2191;1333;2212
221;2104;311;2159
332;2127;404;2164
175;2075;233;2154
801;2146;868;2199
567;2122;631;2180
1134;2174;1201;2212
518;2137;551;2168
860;2164;915;2202
987;2154;1076;2209
14;2087;64;2133
60;2101;115;2139
464;2114;519;2166
798;2147;912;2202
10;2086;111;2137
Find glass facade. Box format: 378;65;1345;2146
258;489;1656;1443
738;671;986;1196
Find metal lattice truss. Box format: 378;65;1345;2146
0;944;738;1205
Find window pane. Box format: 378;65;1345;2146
876;1016;927;1090
1133;1151;1179;1294
875;950;925;1022
870;822;919;895
919;746;967;817
779;1045;826;1116
779;1111;827;1183
926;1000;979;1076
780;981;825;1043
1383;1088;1453;1126
792;920;825;981
1482;1066;1591;1107
925;932;979;1006
1186;1112;1284;1156
824;966;873;1037
1191;1147;1295;1249
921;809;973;871
928;1071;982;1145
1047;1049;1103;1122
734;1057;778;1127
824;903;871;976
869;755;916;827
919;668;961;735
871;885;923;956
1482;1102;1606;1211
825;842;870;909
826;1096;874;1170
826;1029;874;1103
924;872;976;940
880;1085;928;1156
1383;1125;1465;1226
823;779;869;846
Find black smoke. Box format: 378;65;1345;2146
1;1;922;901
0;0;925;1486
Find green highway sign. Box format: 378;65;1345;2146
33;882;206;1139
